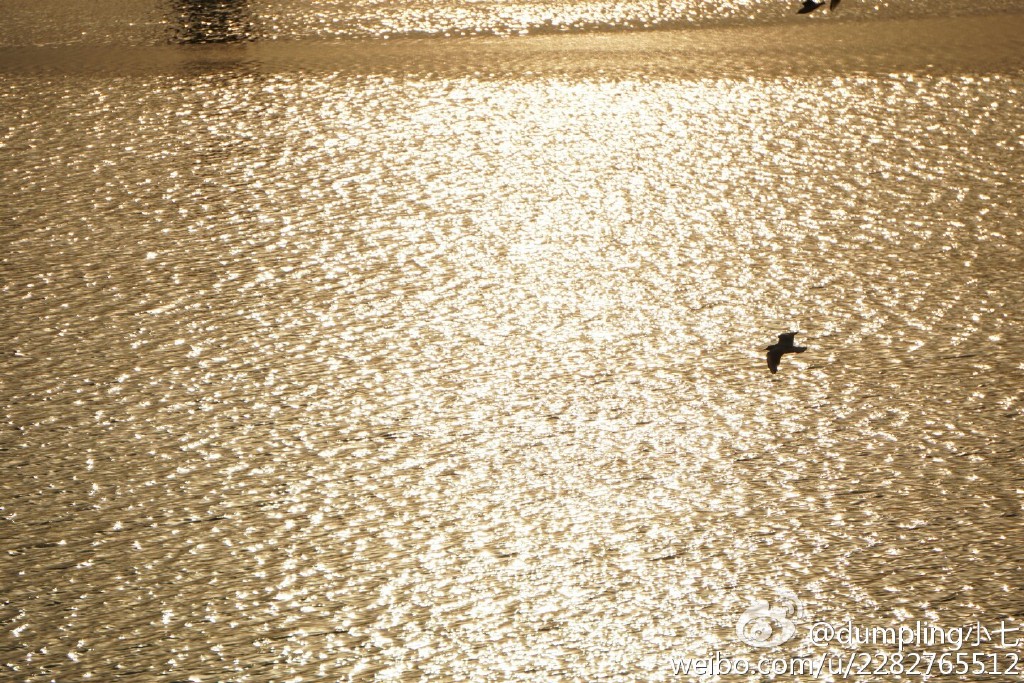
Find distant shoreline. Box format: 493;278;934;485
2;13;1023;79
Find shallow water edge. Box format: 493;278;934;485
2;14;1023;79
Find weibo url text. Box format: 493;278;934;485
670;651;1024;678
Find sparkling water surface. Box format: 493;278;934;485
0;0;1020;44
3;2;1024;681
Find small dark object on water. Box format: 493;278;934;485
766;332;807;374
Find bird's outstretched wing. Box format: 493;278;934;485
766;349;782;374
798;0;822;14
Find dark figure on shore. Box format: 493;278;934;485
766;332;807;374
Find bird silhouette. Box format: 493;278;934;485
798;0;840;12
765;332;807;374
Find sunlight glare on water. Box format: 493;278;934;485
2;3;1024;681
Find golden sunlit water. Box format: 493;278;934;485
3;1;1024;681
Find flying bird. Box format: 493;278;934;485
765;332;807;374
797;0;824;13
798;0;840;13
